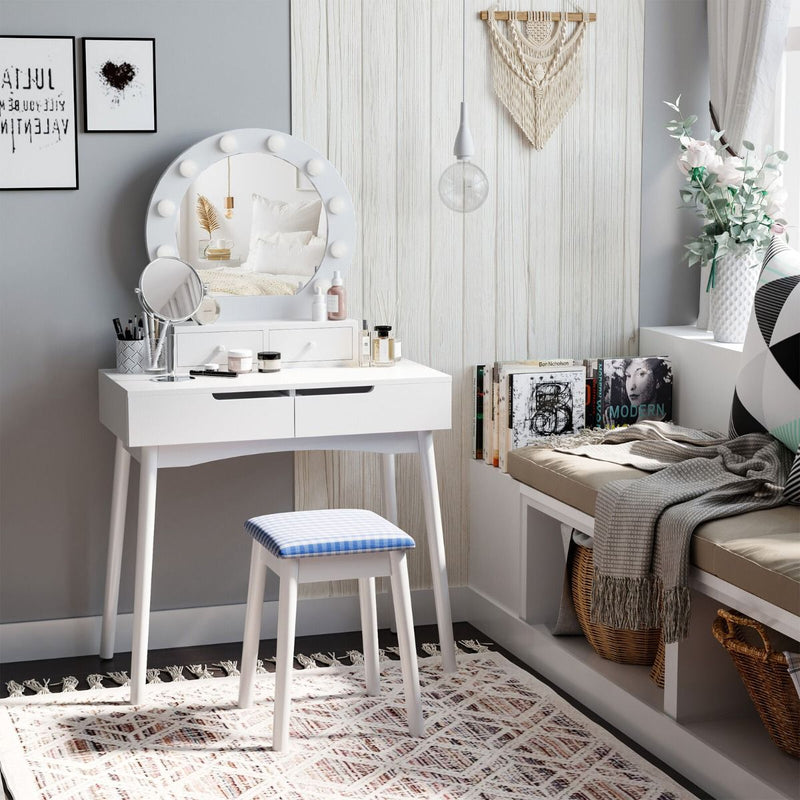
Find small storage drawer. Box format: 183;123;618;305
127;389;294;446
268;325;354;364
174;330;263;368
295;380;451;437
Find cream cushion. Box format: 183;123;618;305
507;448;800;615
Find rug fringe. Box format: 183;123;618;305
4;642;489;697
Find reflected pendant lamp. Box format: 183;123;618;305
438;0;489;213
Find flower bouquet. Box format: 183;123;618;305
664;96;788;291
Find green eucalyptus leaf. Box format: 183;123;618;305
776;151;789;161
742;140;755;151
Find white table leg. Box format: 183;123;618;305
130;446;158;705
417;431;457;672
100;438;131;660
381;453;398;525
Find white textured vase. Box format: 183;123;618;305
709;247;761;344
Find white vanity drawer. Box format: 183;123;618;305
127;389;294;446
174;330;264;368
268;325;354;364
294;380;451;437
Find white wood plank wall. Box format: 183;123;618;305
291;0;644;597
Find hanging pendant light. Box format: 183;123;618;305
224;156;235;219
439;0;489;213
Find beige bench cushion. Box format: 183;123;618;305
507;448;800;616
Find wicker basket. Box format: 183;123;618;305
569;543;661;666
712;609;800;758
649;633;665;688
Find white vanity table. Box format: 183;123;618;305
102;126;452;704
98;359;455;704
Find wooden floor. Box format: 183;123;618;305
0;621;709;798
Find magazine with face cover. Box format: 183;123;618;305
599;357;673;428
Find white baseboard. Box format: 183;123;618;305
0;587;470;664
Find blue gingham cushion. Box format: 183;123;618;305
245;509;415;559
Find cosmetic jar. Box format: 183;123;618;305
257;351;281;372
228;348;253;373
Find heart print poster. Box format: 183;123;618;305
83;38;156;132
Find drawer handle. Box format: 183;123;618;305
296;386;375;396
212;390;291;400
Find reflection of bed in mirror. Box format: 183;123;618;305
177;153;328;296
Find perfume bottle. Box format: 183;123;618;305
360;319;371;366
371;325;394;367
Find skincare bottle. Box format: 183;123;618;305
228;349;253;373
311;285;327;321
360;319;371;366
371;325;394;367
257;351;281;372
327;271;346;320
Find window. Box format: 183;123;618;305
774;5;800;241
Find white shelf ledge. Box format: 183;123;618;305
641;325;745;353
639;326;744;431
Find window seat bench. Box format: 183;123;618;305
467;453;799;800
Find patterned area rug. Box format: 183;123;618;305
0;651;694;800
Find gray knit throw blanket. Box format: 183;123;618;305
558;421;792;643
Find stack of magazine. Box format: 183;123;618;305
473;356;673;472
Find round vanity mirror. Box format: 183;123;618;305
145;129;356;322
139;257;205;322
138;257;205;382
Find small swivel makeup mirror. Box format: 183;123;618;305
137;257;205;382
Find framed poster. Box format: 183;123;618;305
83;38;156;132
0;36;79;190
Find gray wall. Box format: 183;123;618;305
0;0;293;626
639;0;710;326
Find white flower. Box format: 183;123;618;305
715;156;744;187
755;170;783;193
765;188;788;220
677;137;723;175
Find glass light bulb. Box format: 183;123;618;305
438;159;489;212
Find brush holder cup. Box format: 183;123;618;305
116;339;149;374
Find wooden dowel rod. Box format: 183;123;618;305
479;10;597;22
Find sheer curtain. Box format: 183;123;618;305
707;0;791;154
696;0;790;328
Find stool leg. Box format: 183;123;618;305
273;559;299;752
359;577;380;695
238;540;268;709
389;551;424;738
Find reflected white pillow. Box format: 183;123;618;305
248;194;322;257
249;232;326;277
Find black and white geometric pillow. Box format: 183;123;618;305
729;236;800;505
787;446;800;505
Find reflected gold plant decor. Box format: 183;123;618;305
195;193;221;239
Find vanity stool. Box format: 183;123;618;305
237;508;425;751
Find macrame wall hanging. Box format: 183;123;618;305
481;6;596;150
